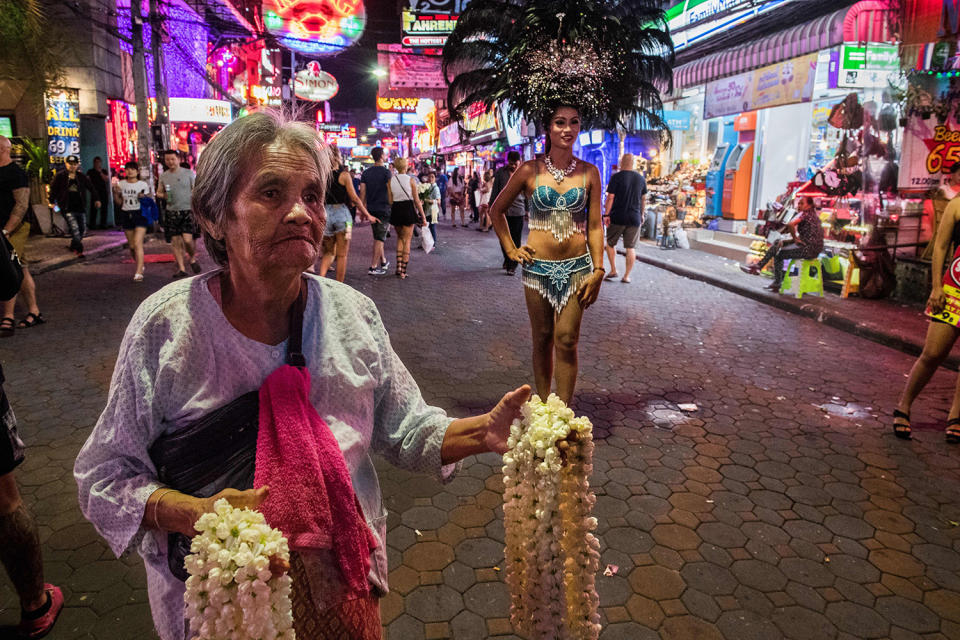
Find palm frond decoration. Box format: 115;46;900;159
442;0;674;140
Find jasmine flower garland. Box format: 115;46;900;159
183;499;295;640
502;394;601;639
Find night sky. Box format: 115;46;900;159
312;0;405;112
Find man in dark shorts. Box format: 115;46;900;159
157;150;201;278
359;146;392;275
1;135;44;336
0;364;64;637
603;153;646;283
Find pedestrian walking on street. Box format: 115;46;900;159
0;365;64;638
0;135;44;337
318;146;375;282
895;178;960;444
476;169;494;231
468;170;480;224
421;171;441;243
50;154;100;257
359;146;392;275
491;151;526;275
603;153;647;283
489;107;605;404
436;169;448;219
86;156;110;229
157;150;201;279
448;167;467;226
388;157;427;279
113;161;150;282
74;110;532;640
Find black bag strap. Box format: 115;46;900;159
286;278;308;368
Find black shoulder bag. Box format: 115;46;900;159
0;231;24;302
148;282;308;581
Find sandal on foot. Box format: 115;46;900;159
947;418;960;444
17;312;45;329
893;409;912;440
0;317;14;338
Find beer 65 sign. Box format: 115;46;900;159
295;62;339;101
900;74;960;190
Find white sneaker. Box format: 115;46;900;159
133;273;144;282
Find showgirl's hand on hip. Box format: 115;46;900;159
484;385;532;454
508;245;536;265
577;272;603;308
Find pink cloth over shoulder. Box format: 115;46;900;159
254;365;377;595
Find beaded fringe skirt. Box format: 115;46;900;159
289;553;382;640
522;253;593;313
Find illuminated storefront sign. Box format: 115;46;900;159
44;88;80;165
262;0;366;56
463;101;498;133
377;96;423;113
295;62;339;101
250;84;283;106
401;11;458;48
834;43;899;89
168;98;233;125
106;99;133;169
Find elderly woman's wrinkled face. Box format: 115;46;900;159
227;142;326;271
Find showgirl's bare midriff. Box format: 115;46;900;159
525;229;589;261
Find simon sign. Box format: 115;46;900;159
294;62;339;101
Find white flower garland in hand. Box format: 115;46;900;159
183;499;295;640
502;394;601;639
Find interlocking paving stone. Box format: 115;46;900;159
3;227;960;638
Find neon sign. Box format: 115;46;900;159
262;0;366;56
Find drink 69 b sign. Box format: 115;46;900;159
45;88;81;165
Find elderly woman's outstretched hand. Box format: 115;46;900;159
483;385;532;454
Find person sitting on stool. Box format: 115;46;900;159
742;196;824;292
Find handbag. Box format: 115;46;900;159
0;231;24;302
148;283;308;581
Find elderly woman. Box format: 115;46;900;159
73;112;530;640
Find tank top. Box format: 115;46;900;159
326;167;348;205
390;174;414;202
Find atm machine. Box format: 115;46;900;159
721;142;754;221
704;143;734;218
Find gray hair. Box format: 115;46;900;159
192;110;330;266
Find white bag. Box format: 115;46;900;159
421;224;435;253
676;227;690;249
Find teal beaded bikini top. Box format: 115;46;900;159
529;164;587;242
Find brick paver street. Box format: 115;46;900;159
1;222;959;639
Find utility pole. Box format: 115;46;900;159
130;0;154;190
150;0;170;156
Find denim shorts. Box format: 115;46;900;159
324;203;352;237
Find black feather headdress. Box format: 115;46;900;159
442;0;674;138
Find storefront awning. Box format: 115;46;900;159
673;0;894;90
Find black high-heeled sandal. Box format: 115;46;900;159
893;409;912;440
947;418;960;444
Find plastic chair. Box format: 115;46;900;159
780;258;825;298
